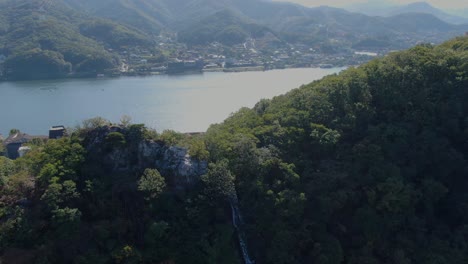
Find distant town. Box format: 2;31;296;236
97;31;468;78
98;33;387;77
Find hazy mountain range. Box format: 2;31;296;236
346;1;468;24
59;0;467;45
0;0;467;79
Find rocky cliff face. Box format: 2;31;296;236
83;126;208;189
139;141;208;188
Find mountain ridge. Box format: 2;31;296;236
61;0;468;46
347;1;468;25
0;0;467;80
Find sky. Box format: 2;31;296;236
271;0;468;10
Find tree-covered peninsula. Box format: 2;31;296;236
1;36;468;263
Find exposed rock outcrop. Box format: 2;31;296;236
84;126;208;189
139;141;208;188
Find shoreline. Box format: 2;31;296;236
0;64;349;83
0;67;345;136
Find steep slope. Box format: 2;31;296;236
205;36;468;263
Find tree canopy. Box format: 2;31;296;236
1;36;468;263
203;36;468;263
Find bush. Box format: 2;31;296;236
105;132;126;149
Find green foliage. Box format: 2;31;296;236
41;179;80;209
439;36;468;51
2;37;468;264
204;38;468;263
188;139;209;161
201;160;235;200
105;132;127;149
126;124;149;142
80;19;151;49
74;54;115;73
0;0;126;80
4;48;71;80
33;138;85;186
51;207;81;227
0;170;34;205
81;116;110;130
0;156;14;181
138;168;166;200
178;10;270;45
159;130;185;145
0;140;4;156
112;245;142;264
9;129;20;135
310;123;341;145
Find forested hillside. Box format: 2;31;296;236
0;0;150;80
177;10;273;45
1;37;468;263
205;36;468;263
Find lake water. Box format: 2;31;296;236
0;67;344;136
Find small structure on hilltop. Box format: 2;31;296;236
3;132;47;159
49;126;66;139
18;146;32;157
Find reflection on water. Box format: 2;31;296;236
0;68;344;135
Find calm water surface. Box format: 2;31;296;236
0;68;344;136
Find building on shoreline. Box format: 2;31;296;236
3;133;47;159
2;126;67;159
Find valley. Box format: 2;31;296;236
0;0;466;80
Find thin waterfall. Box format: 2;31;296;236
230;194;254;264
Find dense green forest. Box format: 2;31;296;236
204;36;468;263
1;37;468;263
0;0;151;80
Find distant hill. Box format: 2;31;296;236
347;1;468;25
63;0;468;48
62;0;168;33
449;8;468;19
178;10;274;45
1;0;467;80
387;2;468;25
0;0;152;80
344;0;395;14
0;0;114;80
0;0;155;79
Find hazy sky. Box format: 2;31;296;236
271;0;468;9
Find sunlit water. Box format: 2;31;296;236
0;67;344;136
